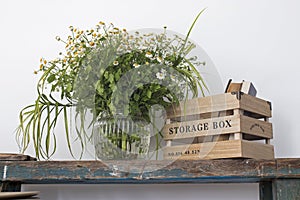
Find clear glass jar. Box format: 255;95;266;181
94;112;151;160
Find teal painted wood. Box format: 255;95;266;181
259;181;273;200
0;159;279;184
276;159;300;177
0;182;21;192
2;158;300;199
273;179;300;200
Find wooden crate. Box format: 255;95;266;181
163;92;274;160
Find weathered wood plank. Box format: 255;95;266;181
276;158;300;178
2;158;300;200
3;156;300;200
273;179;300;200
259;181;273;200
0;153;36;161
0;159;276;184
1;158;300;185
0;181;21;192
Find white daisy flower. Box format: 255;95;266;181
145;52;153;58
156;72;165;80
170;75;176;82
133;63;140;68
156;56;162;63
113;61;119;66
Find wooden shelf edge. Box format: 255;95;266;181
0;153;36;161
0;158;299;184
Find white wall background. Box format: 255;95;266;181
1;0;300;199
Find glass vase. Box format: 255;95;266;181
94;112;151;160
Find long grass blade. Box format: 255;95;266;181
64;106;75;158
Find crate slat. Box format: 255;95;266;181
167;93;239;119
167;92;271;119
163;140;274;160
240;115;273;139
163;114;272;140
239;93;272;118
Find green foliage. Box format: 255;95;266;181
16;10;208;159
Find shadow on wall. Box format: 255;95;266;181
23;183;258;200
272;109;295;157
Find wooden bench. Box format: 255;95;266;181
1;154;300;199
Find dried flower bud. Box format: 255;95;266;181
113;61;119;66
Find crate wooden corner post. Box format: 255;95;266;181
163;92;274;160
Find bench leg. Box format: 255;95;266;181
1;181;21;192
260;181;273;200
273;179;300;200
260;179;300;200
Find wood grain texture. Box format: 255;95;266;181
163;114;273;140
239;93;272;118
0;182;21;192
276;158;300;178
163;140;274;160
3;158;300;199
166;93;240;119
0;153;36;161
259;181;273;200
163;92;273;160
166;92;271;119
163;115;241;140
240;115;273;139
164;140;243;160
2;158;299;184
273;179;300;200
241;140;274;159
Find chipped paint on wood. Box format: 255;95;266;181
1;158;300;199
